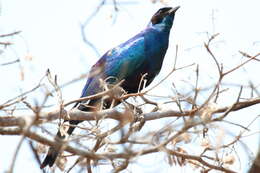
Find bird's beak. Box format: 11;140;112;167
168;6;180;15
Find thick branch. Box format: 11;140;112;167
0;127;236;173
1;97;260;127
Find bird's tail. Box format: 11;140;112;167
40;102;88;169
40;119;81;168
40;143;59;168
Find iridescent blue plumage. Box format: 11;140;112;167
81;7;179;98
41;6;180;168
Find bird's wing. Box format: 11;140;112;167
80;32;146;98
104;33;146;80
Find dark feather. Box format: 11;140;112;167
41;6;179;168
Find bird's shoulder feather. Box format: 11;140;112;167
99;31;147;79
80;31;146;97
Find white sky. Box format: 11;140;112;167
0;0;260;172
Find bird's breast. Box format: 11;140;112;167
144;30;169;74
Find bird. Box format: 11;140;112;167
41;6;180;168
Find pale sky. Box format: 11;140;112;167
0;0;260;172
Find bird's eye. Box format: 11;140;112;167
151;7;173;25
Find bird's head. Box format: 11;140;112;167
149;6;180;30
